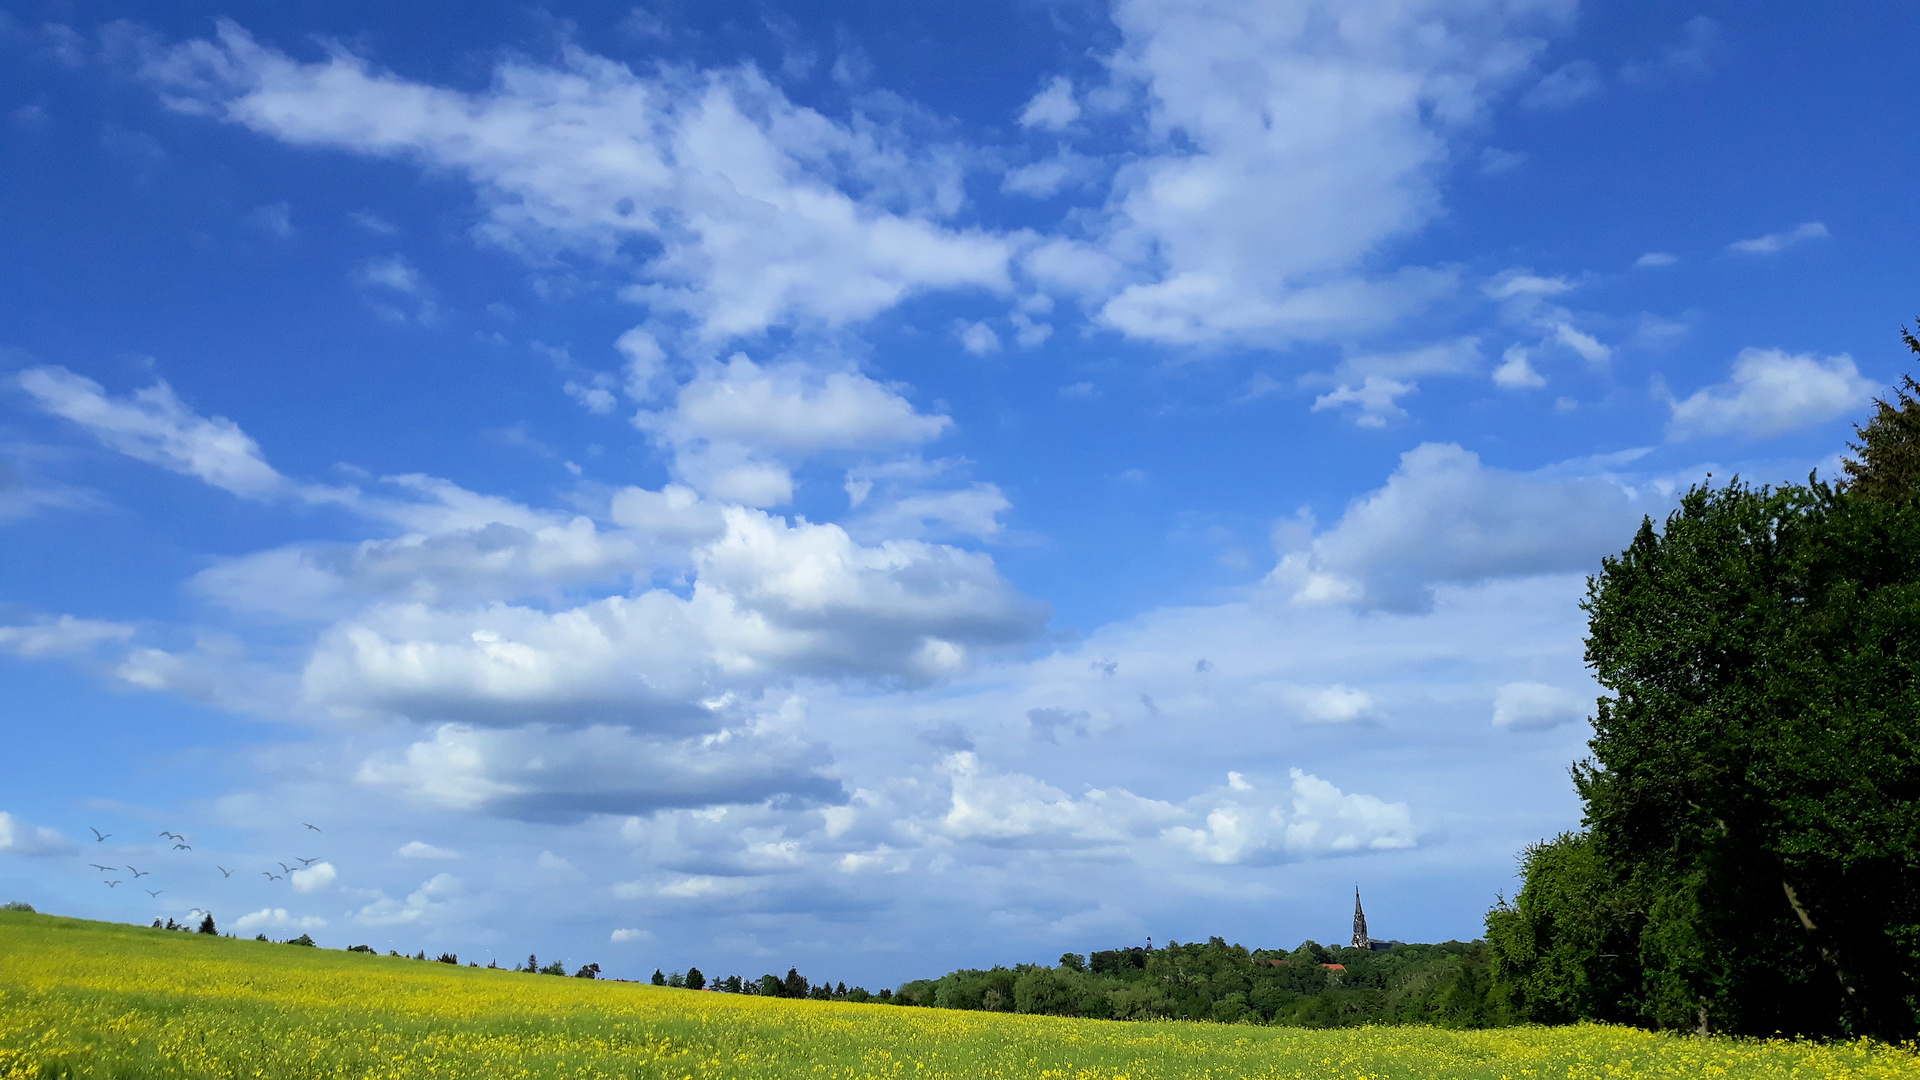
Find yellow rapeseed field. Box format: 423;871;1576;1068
0;911;1913;1079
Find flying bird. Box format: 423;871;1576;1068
295;857;318;866
89;864;116;872
173;843;192;851
126;865;148;878
144;889;162;898
104;881;120;888
303;823;321;832
217;866;234;878
277;862;293;874
88;827;110;842
262;872;282;881
159;831;181;841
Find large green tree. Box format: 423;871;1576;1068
1492;478;1920;1038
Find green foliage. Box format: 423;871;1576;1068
686;966;706;990
198;914;218;936
1;902;33;913
896;938;1499;1027
652;968;667;986
1490;474;1920;1039
286;934;315;947
1842;323;1920;504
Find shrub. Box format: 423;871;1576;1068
287;934;316;947
437;953;458;964
198;915;217;936
347;945;374;953
2;902;33;913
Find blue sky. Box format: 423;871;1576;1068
1;0;1915;983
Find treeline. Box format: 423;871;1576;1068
894;938;1497;1027
650;965;890;1002
1485;327;1920;1040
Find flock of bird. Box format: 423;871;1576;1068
83;822;324;908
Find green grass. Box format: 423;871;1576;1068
0;910;1913;1079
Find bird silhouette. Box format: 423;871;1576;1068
295;857;318;866
126;865;148;878
159;831;181;841
217;866;234;878
277;862;293;874
104;881;120;888
144;889;162;898
303;823;321;832
262;872;282;881
89;863;117;872
88;827;110;842
173;843;192;851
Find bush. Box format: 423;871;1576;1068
436;953;458;964
2;902;34;913
198;915;217;936
347;944;373;953
686;966;705;990
286;934;316;947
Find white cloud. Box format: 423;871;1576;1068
19;366;286;498
1728;221;1827;255
397;840;459;859
1492;681;1587;731
849;483;1011;542
360;254;422;293
1331;338;1481;383
1492;345;1545;389
636;354;952;505
1018;76;1080;130
0;812;69;856
1090;0;1557;346
0;615;135;658
1520;59;1601;109
290;861;337;891
234;907;328;932
1666;348;1876;441
1312;377;1414;427
611;927;652;942
1287;683;1376;726
144;23;1012;343
1163;770;1416;864
1271;442;1648;611
1634;251;1677;267
955;321;1001;355
354;873;459;926
939;752;1184;847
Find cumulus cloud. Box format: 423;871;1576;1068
355;717;842;820
142;23;1012;343
1019;76;1080;130
1312;377;1415;427
1491;345;1546;389
397;840;459;859
1090;0;1556;345
354;873;458;926
1271;443;1648;611
0;812;69;855
1164;770;1416;864
611;927;652;942
18;366;285;498
290;861;337;891
1520;59;1602;110
936;754;1415;864
636;354;952;505
1728;222;1828;255
234;907;327;931
1665;348;1876;441
1492;681;1587;731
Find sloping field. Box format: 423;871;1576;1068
0;911;1912;1080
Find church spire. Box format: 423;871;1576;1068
1351;887;1371;949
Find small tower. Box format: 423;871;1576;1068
1351;888;1371;949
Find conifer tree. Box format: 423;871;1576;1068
1841;322;1920;503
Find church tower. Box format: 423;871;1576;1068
1351;888;1371;949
